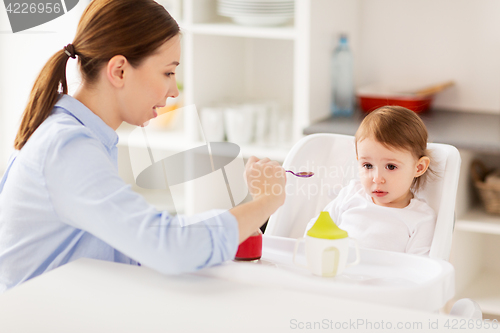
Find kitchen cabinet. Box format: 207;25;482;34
304;110;500;319
179;0;356;146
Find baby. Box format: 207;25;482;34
305;106;436;255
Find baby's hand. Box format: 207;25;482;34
244;156;286;209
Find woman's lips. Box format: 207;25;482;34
373;190;387;197
152;105;165;118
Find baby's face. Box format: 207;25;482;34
357;137;421;208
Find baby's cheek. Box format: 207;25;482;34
358;171;369;181
358;176;370;189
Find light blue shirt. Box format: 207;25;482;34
0;94;239;293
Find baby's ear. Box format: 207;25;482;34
415;156;431;177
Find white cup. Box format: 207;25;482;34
200;107;225;142
267;103;292;146
252;103;269;144
277;113;291;145
224;106;255;145
293;236;360;277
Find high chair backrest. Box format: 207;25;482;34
265;133;461;260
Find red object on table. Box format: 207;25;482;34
234;230;262;261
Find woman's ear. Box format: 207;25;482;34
415;156;431;178
106;55;128;88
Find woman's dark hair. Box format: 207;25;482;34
14;0;179;149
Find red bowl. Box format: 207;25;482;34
357;85;434;113
235;232;262;261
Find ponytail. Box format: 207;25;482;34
13;0;179;150
14;48;74;150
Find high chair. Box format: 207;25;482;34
264;133;481;318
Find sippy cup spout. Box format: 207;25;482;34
306;211;348;240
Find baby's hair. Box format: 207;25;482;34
355;106;433;192
14;0;179;150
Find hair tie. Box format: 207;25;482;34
63;44;76;59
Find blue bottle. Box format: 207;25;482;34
331;34;354;117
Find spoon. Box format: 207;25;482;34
286;170;314;178
398;80;455;97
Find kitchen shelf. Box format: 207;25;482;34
455;270;500;316
304;108;500;154
184;22;296;40
455;207;500;235
117;127;292;161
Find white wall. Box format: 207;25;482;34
0;1;86;172
358;0;500;114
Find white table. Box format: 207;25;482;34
0;256;458;332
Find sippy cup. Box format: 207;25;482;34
293;211;360;277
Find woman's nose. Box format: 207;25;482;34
169;81;180;99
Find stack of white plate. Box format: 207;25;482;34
217;0;294;27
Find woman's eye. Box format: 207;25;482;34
386;164;397;170
363;163;373;169
165;72;175;77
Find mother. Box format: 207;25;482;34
0;0;286;292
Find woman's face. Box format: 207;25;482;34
119;35;181;126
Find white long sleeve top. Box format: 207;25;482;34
305;179;436;255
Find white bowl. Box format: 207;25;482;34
217;0;294;26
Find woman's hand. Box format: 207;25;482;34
244;156;286;210
230;156;287;243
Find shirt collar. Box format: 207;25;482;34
53;94;119;149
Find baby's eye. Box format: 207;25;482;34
386;164;397;170
363;163;373;169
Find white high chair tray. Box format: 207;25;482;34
194;235;455;312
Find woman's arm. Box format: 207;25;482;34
44;129;239;274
